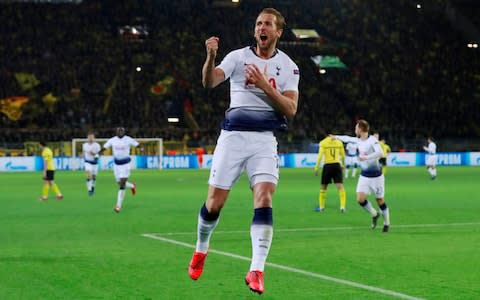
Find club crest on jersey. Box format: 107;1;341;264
275;66;281;76
293;69;300;75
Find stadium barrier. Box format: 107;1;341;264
0;152;479;172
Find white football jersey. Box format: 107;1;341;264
425;142;436;154
345;142;358;156
218;46;299;111
335;135;383;177
103;136;139;159
82;142;101;162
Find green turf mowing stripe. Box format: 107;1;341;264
142;233;426;300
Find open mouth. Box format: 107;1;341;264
260;35;268;41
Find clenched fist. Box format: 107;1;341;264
205;36;219;57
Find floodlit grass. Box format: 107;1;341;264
1;167;479;299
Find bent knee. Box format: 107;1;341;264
206;186;229;213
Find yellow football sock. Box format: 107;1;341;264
51;183;62;196
319;190;326;209
339;188;346;209
42;184;50;198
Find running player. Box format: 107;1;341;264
332;120;390;232
188;8;299;294
313;134;347;212
39;141;63;201
82;133;101;196
423;137;437;180
344;142;359;178
102;127;138;213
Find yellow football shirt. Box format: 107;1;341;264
315;137;345;171
41;147;55;171
380;142;391;158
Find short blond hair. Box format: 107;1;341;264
357;119;370;133
259;8;286;30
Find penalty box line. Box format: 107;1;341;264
147;221;480;236
141;233;425;300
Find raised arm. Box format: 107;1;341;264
333;135;358;144
202;36;225;88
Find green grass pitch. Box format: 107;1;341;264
1;167;479;299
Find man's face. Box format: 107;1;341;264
254;13;282;51
117;127;125;138
355;124;361;137
87;134;94;143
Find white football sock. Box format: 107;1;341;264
195;215;219;254
352;168;357;177
432;168;437;177
381;207;390;226
250;224;273;272
345;168;349;178
86;179;90;191
362;201;378;217
116;189;125;207
126;182;134;189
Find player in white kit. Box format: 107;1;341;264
188;8;299;295
333;120;391;232
82;133;101;196
344;142;359;178
102;127;138;213
423;137;437;180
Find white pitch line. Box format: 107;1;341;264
142;233;425;300
147;221;480;236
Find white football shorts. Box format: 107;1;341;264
426;155;437;166
84;162;99;175
345;156;359;167
356;174;385;198
113;163;131;181
208;130;279;190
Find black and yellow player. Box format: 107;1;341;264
379;138;391;175
39;141;63;201
314;135;347;212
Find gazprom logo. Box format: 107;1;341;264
5;162;27;170
391;156;409;166
301;157;316;167
162;156;190;169
107;160;114;169
206;158;213;168
437;153;462;165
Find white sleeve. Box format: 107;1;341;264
282;59;300;93
217;50;239;80
130;137;139;147
93;144;101;154
366;142;384;160
103;138;112;149
335;135;358;144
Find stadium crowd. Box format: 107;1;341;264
0;0;479;151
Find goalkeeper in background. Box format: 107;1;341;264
39;141;63;201
314;134;347;213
